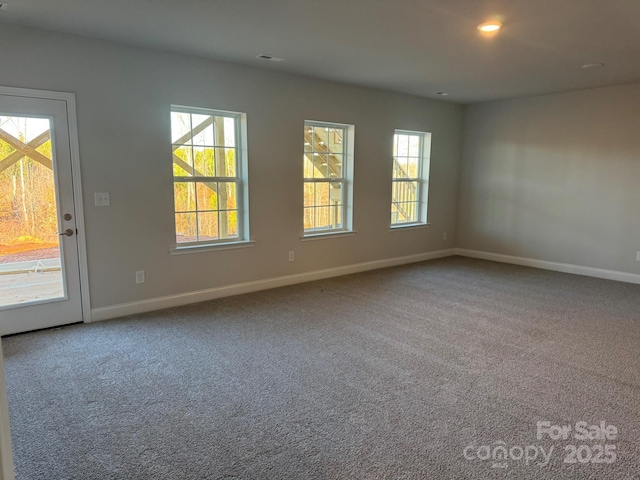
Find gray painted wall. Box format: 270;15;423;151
0;24;462;309
457;83;640;274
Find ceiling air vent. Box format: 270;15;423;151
256;54;285;62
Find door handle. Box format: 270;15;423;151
58;229;74;237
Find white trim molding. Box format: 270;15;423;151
455;248;640;285
92;248;456;321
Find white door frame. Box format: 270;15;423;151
0;85;91;322
0;85;90;479
0;340;13;480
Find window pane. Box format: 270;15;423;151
392;181;399;201
407;157;420;177
392;203;406;223
171;112;191;144
174;182;196;213
216;147;237;177
315;182;329;207
330;204;343;229
393;202;418;223
313;126;328;151
313;154;329;179
303;127;314;159
314;206;331;230
409;202;418;221
304;207;315;231
220;210;239;238
196;182;218;211
219;182;238;210
173;146;194;176
328;128;343;153
391;205;400;224
304;155;315;178
393;156;409;179
222;117;236;147
191;114;214;146
397;134;409;156
407;181;418;202
197;211;219;241
176;213;197;243
410;202;419;222
193;147;215;177
329;181;343;206
396;203;411;223
329;154;343;177
392;181;418;203
304;182;315;207
408;135;420;157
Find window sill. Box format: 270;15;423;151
300;230;357;242
389;223;431;231
170;240;255;255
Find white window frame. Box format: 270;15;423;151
391;129;431;227
170;105;250;251
303;120;355;237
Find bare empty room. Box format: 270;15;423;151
0;1;639;479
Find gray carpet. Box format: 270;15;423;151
3;256;640;479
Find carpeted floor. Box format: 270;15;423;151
3;256;640;479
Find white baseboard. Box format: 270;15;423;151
91;248;456;322
455;248;640;285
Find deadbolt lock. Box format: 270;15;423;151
64;213;73;221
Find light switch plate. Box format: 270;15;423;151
94;192;110;207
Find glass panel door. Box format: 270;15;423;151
0;92;83;336
0;115;65;307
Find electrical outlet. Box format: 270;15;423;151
443;232;448;240
135;270;145;284
288;251;295;262
94;192;111;207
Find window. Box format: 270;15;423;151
303;121;354;235
391;130;431;226
171;107;248;246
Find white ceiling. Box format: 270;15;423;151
1;0;639;103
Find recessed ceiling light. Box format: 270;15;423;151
582;63;605;69
478;21;502;33
256;54;285;62
436;92;449;96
